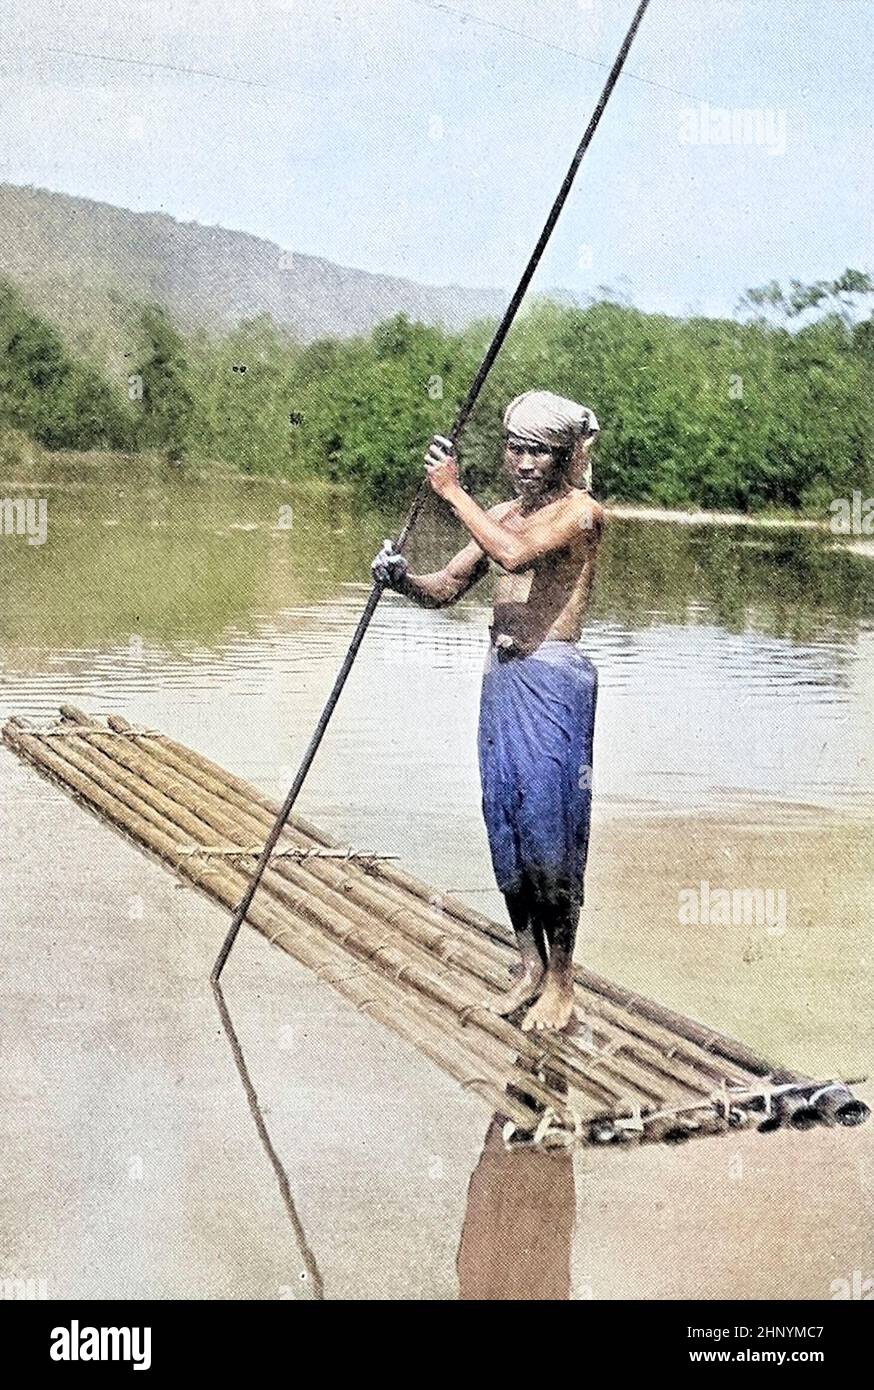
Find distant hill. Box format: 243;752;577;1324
0;183;507;367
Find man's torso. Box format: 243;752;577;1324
489;490;602;655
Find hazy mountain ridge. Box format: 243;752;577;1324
0;183;507;358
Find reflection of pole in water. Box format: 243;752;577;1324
457;1076;576;1301
212;980;324;1299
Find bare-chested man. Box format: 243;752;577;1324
372;390;603;1032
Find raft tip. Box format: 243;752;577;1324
834;1099;870;1127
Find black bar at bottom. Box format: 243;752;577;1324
4;1297;867;1372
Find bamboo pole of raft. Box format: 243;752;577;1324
252;784;794;1085
168;783;755;1095
3;720;553;1132
45;710;777;1104
53;713;722;1114
84;712;770;1104
93;712;758;1086
8;722;615;1127
114;714;794;1086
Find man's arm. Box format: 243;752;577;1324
403;538;489;607
372;536;489;607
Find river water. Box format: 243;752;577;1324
2;456;873;1299
3;457;873;813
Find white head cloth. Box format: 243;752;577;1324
503;389;600;491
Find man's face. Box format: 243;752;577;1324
504;434;563;500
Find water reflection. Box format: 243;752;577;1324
212;979;324;1300
458;1104;575;1301
592;520;874;643
3;460;874;653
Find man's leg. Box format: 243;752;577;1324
489;882;549;1016
521;885;579;1032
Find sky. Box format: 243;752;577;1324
0;0;871;317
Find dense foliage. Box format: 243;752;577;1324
0;280;132;450
3;271;872;513
186;269;874;513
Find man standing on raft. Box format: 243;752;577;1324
372;391;602;1033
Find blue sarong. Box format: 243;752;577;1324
478;640;597;904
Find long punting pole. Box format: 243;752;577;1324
211;0;654;982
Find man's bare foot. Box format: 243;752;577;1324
521;972;575;1032
488;963;545;1016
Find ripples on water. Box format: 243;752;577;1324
1;464;873;831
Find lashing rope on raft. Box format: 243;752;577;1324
178;844;396;862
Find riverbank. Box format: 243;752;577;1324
0;439;852;536
0;436;352;498
605;501;833;531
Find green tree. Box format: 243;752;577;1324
133;305;194;462
187;315;302;475
0;279;131;449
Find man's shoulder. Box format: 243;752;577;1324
488;491;603;532
569;489;604;534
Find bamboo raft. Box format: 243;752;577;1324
4;707;869;1148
